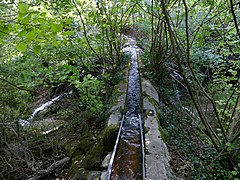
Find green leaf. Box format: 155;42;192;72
226;142;231;147
65;18;71;24
33;45;41;54
26;31;36;40
232;171;237;176
62;31;74;36
0;25;9;36
18;30;27;37
51;23;62;33
16;42;27;52
229;69;238;76
18;3;29;14
52;39;60;46
22;14;31;24
87;74;92;79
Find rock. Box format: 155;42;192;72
143;98;157;117
101;171;107;180
87;171;101;180
101;125;118;152
101;153;112;168
81;145;104;170
68;165;87;180
107;73;128;127
147;110;154;116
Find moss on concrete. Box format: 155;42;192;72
66;119;119;177
80;125;119;170
101;125;119;151
65;135;93;157
144;94;166;142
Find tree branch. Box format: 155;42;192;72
229;0;240;38
0;77;33;93
72;0;101;61
28;157;70;180
161;0;221;152
182;0;228;143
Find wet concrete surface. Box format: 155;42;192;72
110;37;143;179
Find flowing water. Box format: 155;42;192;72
111;117;143;179
19;91;72;126
108;36;144;179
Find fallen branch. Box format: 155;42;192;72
28;157;70;180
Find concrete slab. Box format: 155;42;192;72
142;78;159;103
107;70;128;127
101;171;107;180
144;98;174;180
101;153;112;168
107;109;122;126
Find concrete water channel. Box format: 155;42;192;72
104;36;175;180
106;37;145;179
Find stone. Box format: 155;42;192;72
108;75;127;127
143;98;157;117
101;171;107;180
107;109;122;126
101;153;112;168
87;171;101;180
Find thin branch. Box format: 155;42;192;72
72;0;101;61
215;28;235;55
161;0;221;151
182;0;228;143
230;127;240;144
0;77;33;93
190;7;212;48
229;0;240;38
212;147;240;163
28;157;70;180
230;94;240;123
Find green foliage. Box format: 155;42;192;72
141;0;240;178
0;1;137;178
159;102;238;179
1;0;239;178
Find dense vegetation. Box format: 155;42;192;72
0;0;239;179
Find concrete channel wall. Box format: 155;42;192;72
142;78;175;180
101;77;176;180
100;36;176;179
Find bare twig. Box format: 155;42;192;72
72;0;101;61
28;157;70;180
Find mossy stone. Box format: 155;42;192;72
101;125;119;152
78;137;93;153
81;144;104;170
81;125;119;170
69;162;87;180
65;134;93;156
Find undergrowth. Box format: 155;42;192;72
159;101;237;179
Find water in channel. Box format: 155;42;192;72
110;37;144;179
